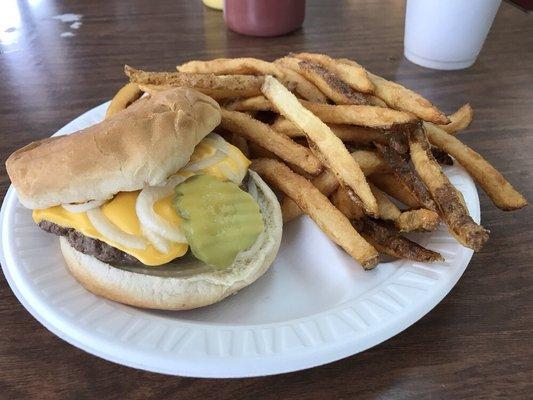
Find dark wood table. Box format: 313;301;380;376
1;1;531;398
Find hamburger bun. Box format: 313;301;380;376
6;88;221;209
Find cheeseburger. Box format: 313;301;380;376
6;88;282;310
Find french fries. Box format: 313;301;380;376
367;95;388;107
382;125;410;155
331;187;443;262
125;65;264;98
282;150;387;222
222;96;416;129
278;66;328;103
179;57;327;102
350;150;388;175
230;133;249;158
431;147;454;166
354;218;444;262
178;57;283;76
115;51;526;269
300;100;417;128
375;142;438;211
424;123;527;211
106;83;143;118
262;76;379;216
251;158;379;269
396;209;440;232
292;52;374;93
370;183;402;221
369;173;421;209
224;96;272;112
370;184;439;232
438;104;474;134
281;169;338;222
296;60;368;105
272;117;387;145
220;109;322;175
330;186;364;220
337;58;449;124
409;126;489;251
270;116;302;136
248;142;278;160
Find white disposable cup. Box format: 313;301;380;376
404;0;501;70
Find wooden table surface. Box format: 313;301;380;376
1;1;531;398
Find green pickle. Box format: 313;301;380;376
174;175;264;268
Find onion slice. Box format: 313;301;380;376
181;150;226;173
62;199;108;213
218;163;242;185
203;133;230;155
86;208;147;250
205;133;249;175
136;182;187;243
142;226;171;253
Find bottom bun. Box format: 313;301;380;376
60;171;282;310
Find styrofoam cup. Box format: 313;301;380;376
404;0;501;70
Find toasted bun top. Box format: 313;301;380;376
6;88;221;209
60;171;283;310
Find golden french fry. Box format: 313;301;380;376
262;76;379;216
178;57;283;76
337;58;449;124
222;94;416;129
355;218;444;262
274;56;302;72
292;52;374;93
178;57;326;102
271;117;387;145
368;184;439;231
220;109;322;175
409;126;489;251
224;96;272;112
369;173;420;209
125;65;263;98
382;125;410;155
274;57;327;103
370;183;401;221
375;142;438;212
330;185;442;262
424;122;527;211
282;150;386;222
105;83;143;119
271;116;302;136
300;100;417;128
251;158;379;269
438;104;474;134
281;169;338;222
351;150;388;176
330;186;365;220
296;60;368;105
366;95;388;107
230;133;249;158
248;142;278;160
396;209;440;232
277;66;328;103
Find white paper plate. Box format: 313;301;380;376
0;102;480;378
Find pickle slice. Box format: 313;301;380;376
174;174;264;268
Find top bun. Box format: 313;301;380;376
6;88;221;209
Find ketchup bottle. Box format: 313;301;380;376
224;0;306;37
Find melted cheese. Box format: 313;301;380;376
33;138;251;266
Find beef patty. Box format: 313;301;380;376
38;220;143;266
